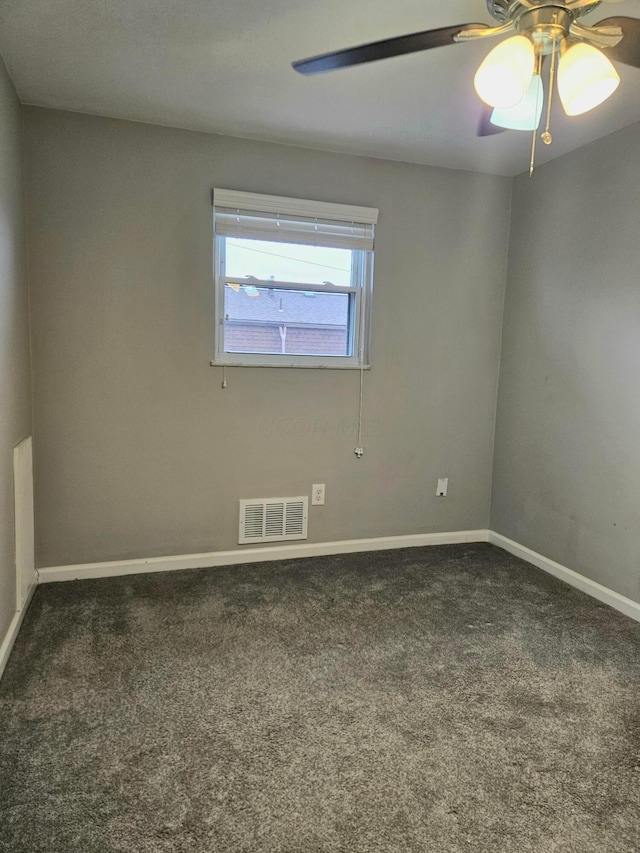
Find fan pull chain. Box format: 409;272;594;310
529;50;544;177
542;39;558;147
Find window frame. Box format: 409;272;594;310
211;192;376;370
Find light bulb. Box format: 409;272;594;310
474;36;535;108
558;43;620;116
491;74;544;131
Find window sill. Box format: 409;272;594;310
210;360;371;370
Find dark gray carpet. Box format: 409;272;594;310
1;544;640;852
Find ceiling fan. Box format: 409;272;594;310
293;0;640;169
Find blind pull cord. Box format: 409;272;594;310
354;287;367;459
354;362;364;459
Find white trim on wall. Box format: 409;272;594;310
14;435;35;612
37;530;490;583
37;530;640;624
488;531;640;624
3;527;640;685
0;580;37;682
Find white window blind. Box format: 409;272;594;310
213;189;378;252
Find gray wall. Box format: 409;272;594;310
492;123;640;603
0;60;31;640
23;107;511;568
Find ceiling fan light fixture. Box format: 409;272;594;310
558;42;620;116
491;73;543;131
474;35;535;108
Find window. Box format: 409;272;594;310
212;189;378;368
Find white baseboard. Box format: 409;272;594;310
0;577;37;682
37;529;490;583
32;528;640;624
7;531;640;684
488;531;640;624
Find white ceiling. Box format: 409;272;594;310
1;0;640;176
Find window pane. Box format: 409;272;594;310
224;285;352;357
224;238;352;287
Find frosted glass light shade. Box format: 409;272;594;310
474;36;535;108
491;74;544;130
558;43;620;116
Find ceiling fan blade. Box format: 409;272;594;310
292;23;488;75
565;0;613;9
597;17;640;67
477;106;507;137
